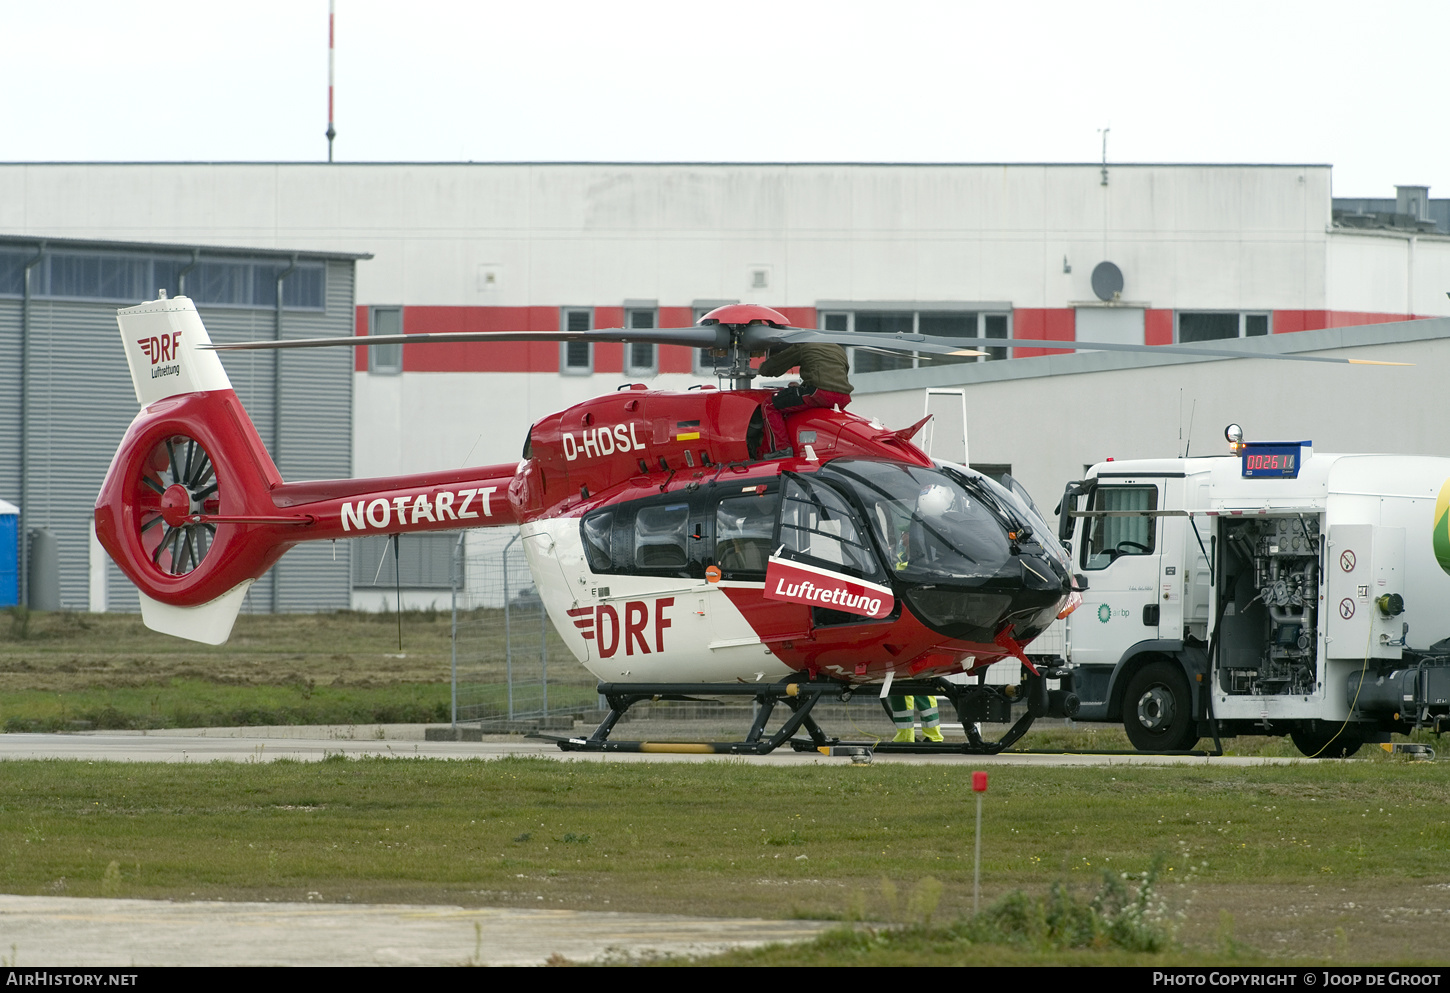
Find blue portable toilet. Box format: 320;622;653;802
0;499;16;607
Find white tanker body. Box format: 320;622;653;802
1054;429;1450;757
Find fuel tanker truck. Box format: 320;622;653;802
1053;425;1450;757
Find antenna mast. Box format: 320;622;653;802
326;1;336;162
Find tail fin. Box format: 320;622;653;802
119;294;234;404
98;296;282;645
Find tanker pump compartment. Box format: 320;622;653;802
1056;427;1450;757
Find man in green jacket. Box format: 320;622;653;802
757;343;853;457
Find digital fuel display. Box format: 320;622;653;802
1241;442;1306;479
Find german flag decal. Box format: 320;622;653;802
675;420;701;442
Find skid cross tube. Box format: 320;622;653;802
532;672;1066;756
541;679;838;755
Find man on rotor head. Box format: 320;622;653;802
757;342;853;458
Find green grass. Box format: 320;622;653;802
0;679;457;732
2;758;1450;963
0;608;592;729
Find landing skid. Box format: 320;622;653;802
535;673;1069;756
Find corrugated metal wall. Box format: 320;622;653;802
0;301;20;511
24;298;138;611
3;256;356;613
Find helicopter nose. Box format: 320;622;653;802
1019;551;1071;593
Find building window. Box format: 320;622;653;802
625;308;657;376
0;249;327;308
1177;311;1270;342
369;307;403;375
560;308;593;375
819;310;1012;376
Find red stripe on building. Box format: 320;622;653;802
1144;309;1173;346
401;307;562;372
354;306;368;372
658;306;694;374
1011;308;1074;357
350;305;820;375
1272;310;1426;333
593;306;624;374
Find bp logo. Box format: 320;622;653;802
1436;478;1450;577
1097;603;1112;623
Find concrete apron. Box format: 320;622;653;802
0;895;837;967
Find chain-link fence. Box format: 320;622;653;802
449;529;597;727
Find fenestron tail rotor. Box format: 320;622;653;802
136;434;221;577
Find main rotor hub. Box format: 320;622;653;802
698;303;790;328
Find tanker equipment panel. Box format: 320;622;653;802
1217;516;1322;698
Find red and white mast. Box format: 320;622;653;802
325;0;336;162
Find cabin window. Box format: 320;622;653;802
634;503;689;568
714;492;779;580
581;511;615;572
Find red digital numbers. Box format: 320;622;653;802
1243;450;1296;476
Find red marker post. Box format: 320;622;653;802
972;771;988;916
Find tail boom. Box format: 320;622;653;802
96;386;522;610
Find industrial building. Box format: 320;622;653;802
0;234;364;611
1;162;1447;610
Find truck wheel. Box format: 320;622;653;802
1122;661;1199;752
1289;723;1363;759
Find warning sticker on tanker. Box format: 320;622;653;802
1340;550;1356;572
1339;598;1356;620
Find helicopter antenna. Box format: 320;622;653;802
1184;398;1197;458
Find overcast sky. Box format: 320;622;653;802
1;0;1444;197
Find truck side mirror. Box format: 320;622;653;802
1057;480;1090;542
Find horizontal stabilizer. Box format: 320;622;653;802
137;580;254;646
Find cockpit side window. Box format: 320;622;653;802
1082;485;1157;570
776;476;886;582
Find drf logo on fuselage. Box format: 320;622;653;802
567;598;673;658
561;423;646;462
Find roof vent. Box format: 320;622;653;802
1397;185;1431;223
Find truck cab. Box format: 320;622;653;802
1057;431;1450;756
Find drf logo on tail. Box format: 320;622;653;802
568;598;674;657
138;333;183;364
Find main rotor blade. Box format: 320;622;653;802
206;327;723;351
749;326;1411;366
204;322;1411;367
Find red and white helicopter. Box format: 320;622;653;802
95;297;1387;754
